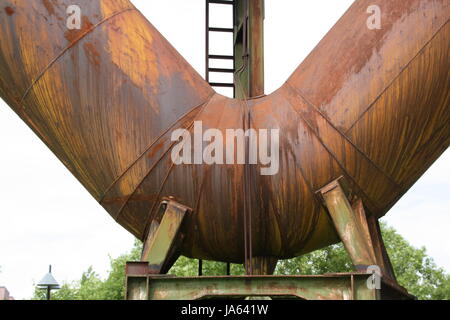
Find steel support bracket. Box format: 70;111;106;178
140;199;191;274
318;178;399;283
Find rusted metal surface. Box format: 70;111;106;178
245;256;278;276
320;179;377;268
319;178;397;281
0;0;449;267
141;200;190;274
124;265;414;300
234;0;265;98
146;275;374;300
233;0;268;274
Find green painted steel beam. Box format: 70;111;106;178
141;201;189;274
320;180;376;269
126;274;380;300
234;0;265;99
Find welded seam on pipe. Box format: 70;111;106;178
344;19;449;135
381;124;450;215
248;114;317;254
144;95;231;257
248;107;325;252
285;82;402;191
277;133;322;249
105;16;449;210
257;162;287;253
284;97;381;213
370;24;450;204
247;107;287;258
113;95;216;226
19;7;137;105
99;96;214;203
233;27;254;273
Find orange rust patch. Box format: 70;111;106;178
148;140;166;159
42;0;55;16
4;6;14;15
64;16;95;44
84;42;101;66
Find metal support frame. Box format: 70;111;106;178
318;178;397;282
141;200;190;274
205;0;265;99
125;264;414;300
234;0;265;99
124;2;415;301
125;186;412;300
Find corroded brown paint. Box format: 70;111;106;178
4;6;13;15
0;0;448;263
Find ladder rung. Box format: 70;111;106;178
208;55;234;60
209;82;235;88
208;0;234;5
209;27;234;33
208;68;235;73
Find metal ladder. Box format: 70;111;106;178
199;1;235;276
205;0;236;97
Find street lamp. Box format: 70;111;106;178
37;265;60;300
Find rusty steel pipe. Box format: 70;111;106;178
0;0;449;264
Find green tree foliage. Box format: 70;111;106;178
32;224;449;300
275;222;450;300
33;240;142;300
170;258;245;277
381;223;450;300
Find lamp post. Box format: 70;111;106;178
37;265;60;300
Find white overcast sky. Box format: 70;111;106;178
0;0;448;299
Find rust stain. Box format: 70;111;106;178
0;0;448;269
42;0;55;16
4;6;14;15
64;16;94;44
83;42;100;66
148;140;166;159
